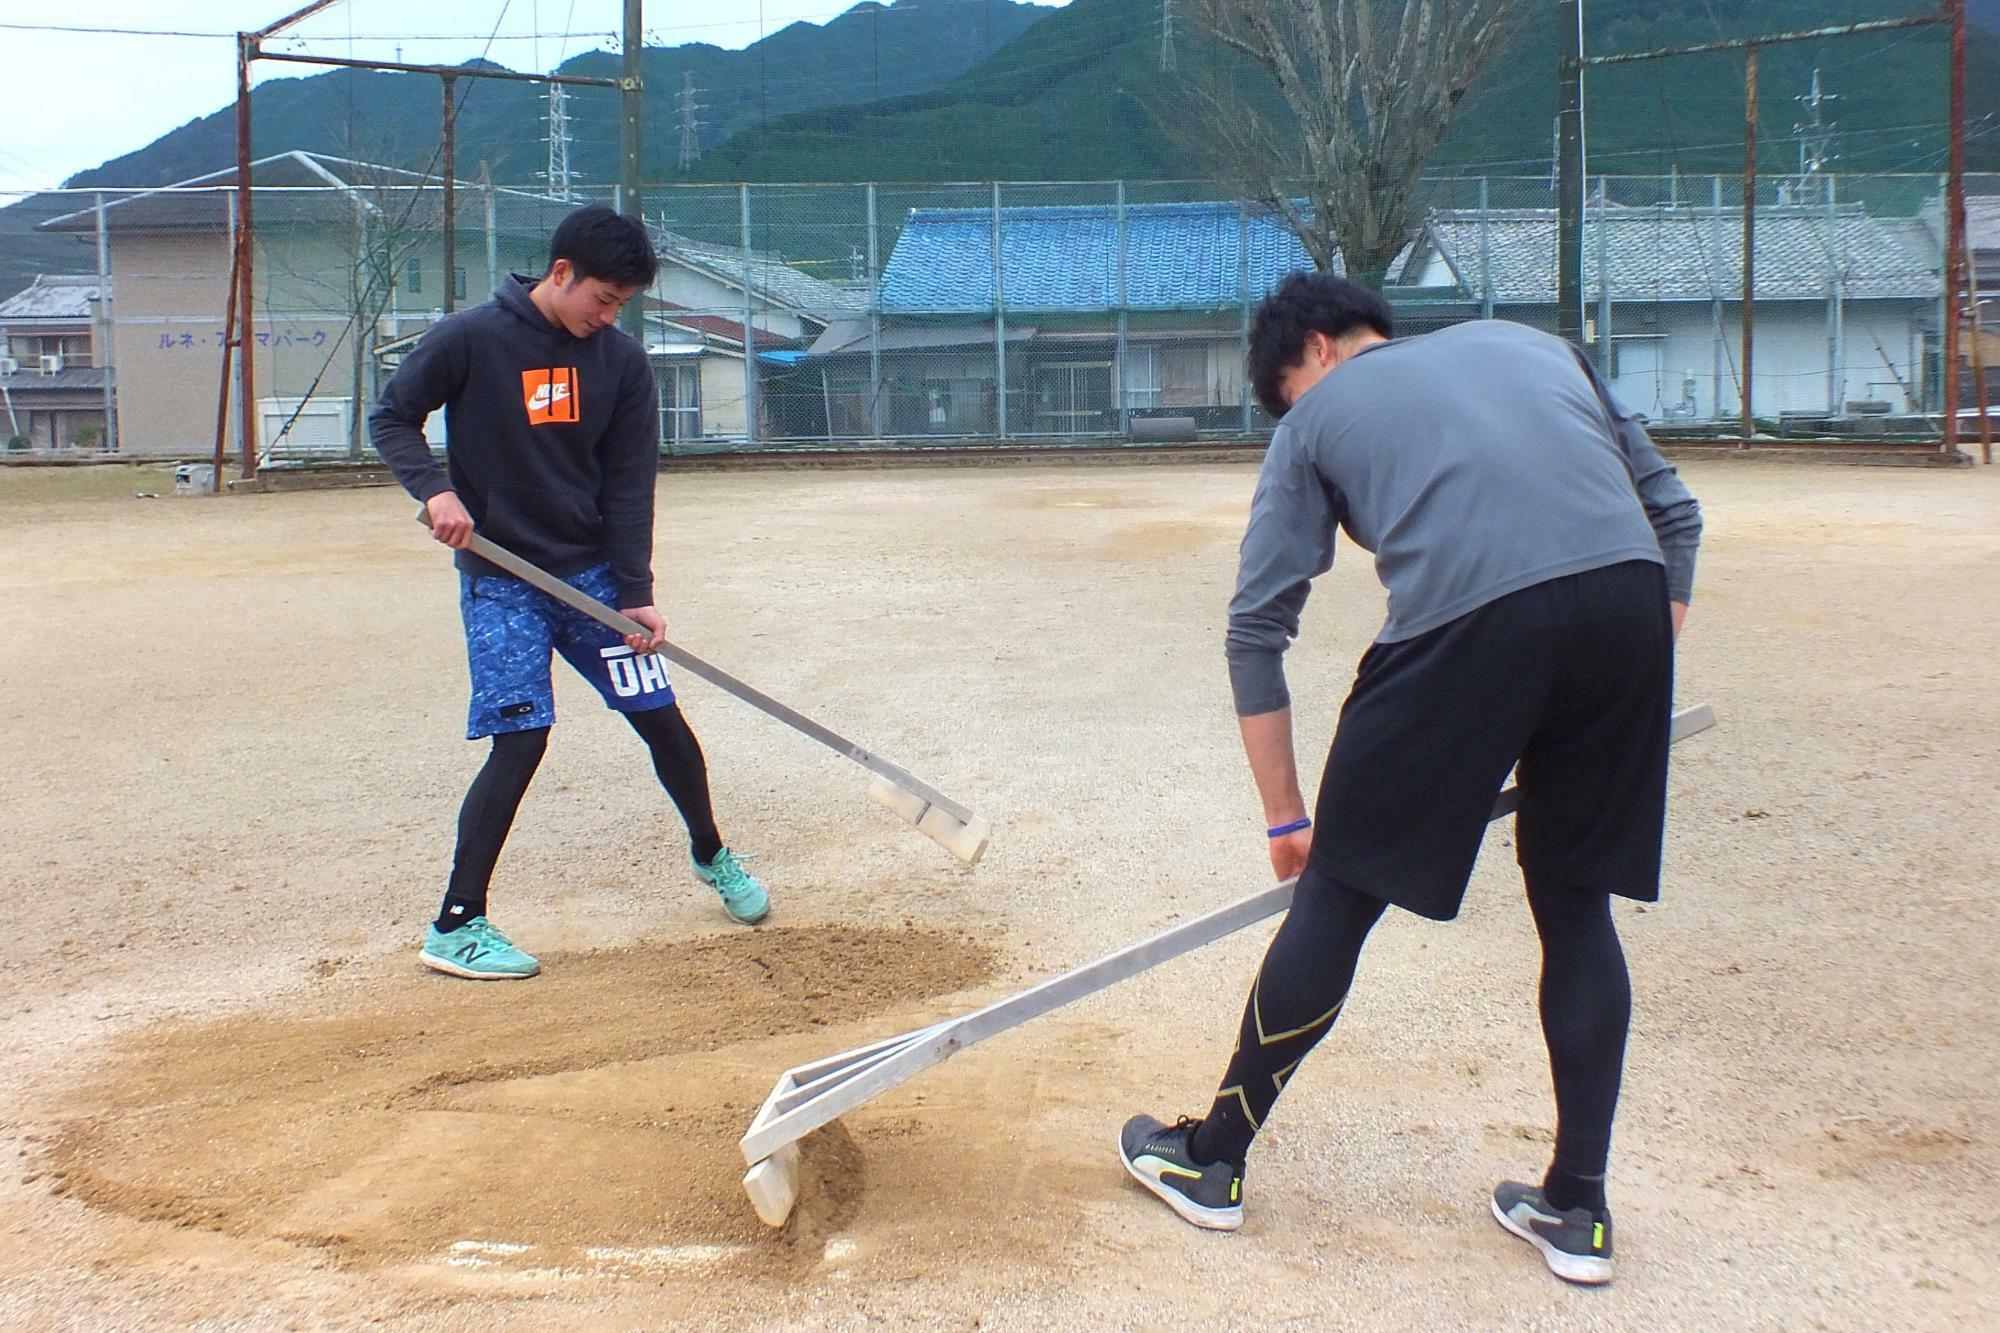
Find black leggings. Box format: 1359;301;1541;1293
623;702;723;864
437;703;724;926
1191;876;1631;1194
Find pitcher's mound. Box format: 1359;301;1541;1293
45;925;996;1279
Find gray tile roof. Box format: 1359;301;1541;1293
654;229;868;321
0;365;108;392
0;275;103;321
1426;206;1940;303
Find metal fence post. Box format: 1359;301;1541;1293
1826;174;1843;415
993;181;1008;440
741;184;758;447
1116;181;1129;435
1239;198;1252;434
351;195;368;458
1592;176;1608;370
1556;0;1587;347
867;183;884;438
1478;177;1494;320
484;178;499;293
1740;45;1759;446
94;192;116;453
1711;175;1726;419
442;75;457;317
1939;172;1951;419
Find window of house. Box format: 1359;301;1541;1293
3;335;90;369
453;267;467;302
404;258;422;294
1035;361;1115;433
658;362;701;443
1159;344;1208;406
1122;345;1164;409
1123;344;1211;409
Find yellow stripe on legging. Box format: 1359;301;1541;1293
1251;980;1346;1046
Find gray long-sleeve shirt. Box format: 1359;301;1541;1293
1226;319;1703;717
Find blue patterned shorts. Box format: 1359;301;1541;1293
459;562;675;739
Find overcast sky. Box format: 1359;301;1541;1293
0;0;1064;194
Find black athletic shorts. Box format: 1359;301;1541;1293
1301;559;1675;921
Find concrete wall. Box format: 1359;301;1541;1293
107;222;546;457
653;267;806;340
1607;301;1931;420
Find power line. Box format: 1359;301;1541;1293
0;20;616;41
0;21;236;38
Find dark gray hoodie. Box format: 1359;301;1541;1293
368;274;661;608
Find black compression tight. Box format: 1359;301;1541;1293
434;704;726;931
1188;876;1386;1167
437;727;550;930
623;703;724;865
1529;880;1631;1211
1189;874;1632;1213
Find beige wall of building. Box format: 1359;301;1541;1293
107;223;542;457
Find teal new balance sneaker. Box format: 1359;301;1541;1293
693;847;769;925
420;917;540;980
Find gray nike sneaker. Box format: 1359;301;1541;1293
1118;1114;1244;1231
1490;1181;1614;1285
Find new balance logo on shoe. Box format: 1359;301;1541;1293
422;919;538;981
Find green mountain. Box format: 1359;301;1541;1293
67;0;1048;189
704;0;1998;182
6;0;1993;297
0;0;1049;292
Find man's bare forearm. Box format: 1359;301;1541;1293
1238;708;1308;826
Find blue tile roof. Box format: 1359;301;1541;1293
877;201;1322;314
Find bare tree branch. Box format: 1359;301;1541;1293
1175;0;1522;287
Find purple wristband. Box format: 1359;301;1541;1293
1267;817;1312;838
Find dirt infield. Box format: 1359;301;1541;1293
43;926;991;1280
1;458;1996;1329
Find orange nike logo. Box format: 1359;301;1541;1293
521;367;581;424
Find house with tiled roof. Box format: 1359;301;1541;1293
34;151;884;455
816;200;1308;436
816;194;1943;438
40;151;562;458
1403;203;1943;419
0;274;112;452
1967;196;1999;401
641;227;869;444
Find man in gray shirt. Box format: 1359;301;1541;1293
1118;273;1701;1286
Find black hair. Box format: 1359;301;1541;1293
546;204;659;289
1246;271;1394;419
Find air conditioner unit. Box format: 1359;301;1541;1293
0;357;18;375
38;354;63;375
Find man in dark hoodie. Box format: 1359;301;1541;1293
369;205;770;983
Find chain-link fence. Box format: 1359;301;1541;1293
0;169;1980;463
